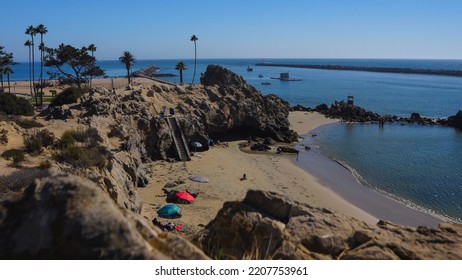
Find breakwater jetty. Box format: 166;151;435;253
256;62;462;77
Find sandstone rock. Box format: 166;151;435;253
195;189;462;260
0;175;208;260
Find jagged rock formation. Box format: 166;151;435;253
0;175;208;260
312;100;454;126
195;189;462;260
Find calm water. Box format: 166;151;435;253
10;58;462;221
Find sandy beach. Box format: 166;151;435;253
139;110;446;236
139;111;382;235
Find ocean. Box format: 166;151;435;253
9;58;462;222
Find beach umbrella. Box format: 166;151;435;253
157;204;181;218
191;141;202;152
189;175;209;183
175;191;195;203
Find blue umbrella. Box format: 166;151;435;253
157;204;181;218
191;141;203;152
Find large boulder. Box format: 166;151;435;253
447;110;462;129
0;175;208;260
195;189;462;260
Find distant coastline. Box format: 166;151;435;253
256;62;462;77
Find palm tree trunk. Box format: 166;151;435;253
180;69;183;84
7;73;11;94
40;35;44;108
192;42;197;84
127;68;130;85
28;46;33;96
31;38;37;105
0;75;3;93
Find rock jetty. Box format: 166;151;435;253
256;62;462;77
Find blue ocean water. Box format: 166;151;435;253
9;58;462;221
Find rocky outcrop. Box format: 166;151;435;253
447;110;462;129
312;100;448;125
0;175;208;260
195;189;462;260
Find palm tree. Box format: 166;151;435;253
88;44;97;88
25;25;37;104
24;40;33;96
36;24;47;107
175;61;187;84
4;66;13;94
119;51;135;86
190;35;198;84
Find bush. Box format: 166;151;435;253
54;145;110;169
24;129;55;154
50;87;83;107
15;118;44;129
2;149;25;164
107;124;125;139
55;127;111;169
38;160;52;169
0;93;34;115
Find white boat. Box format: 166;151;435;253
247;65;254;71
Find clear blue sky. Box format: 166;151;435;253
2;0;462;62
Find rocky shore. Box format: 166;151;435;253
293;102;462;129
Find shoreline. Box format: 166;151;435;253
293;125;445;227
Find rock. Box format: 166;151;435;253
276;147;299;154
447;110;462;129
195;189;462;260
250;143;271;151
0;175;208;260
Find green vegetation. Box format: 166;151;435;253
1;149;25;165
0;93;34;116
119;51;135;85
49;87;83;107
175;61;187;84
44;44;105;88
190;35;198;84
55;127;111;169
24;129;55;154
15;118;44;129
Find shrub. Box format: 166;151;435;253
38;160;52;169
54;144;110;169
0;128;8;144
49;87;83;107
55;127;110;169
2;149;25;164
15;118;44;129
0;93;34;115
24;129;55;154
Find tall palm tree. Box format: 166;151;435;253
88;44;97;89
175;61;187;84
4;66;13;94
25;25;37;104
24;40;33;96
36;24;47;107
119;51;135;86
190;35;198;84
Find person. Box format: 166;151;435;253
240;174;247;181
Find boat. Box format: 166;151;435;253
247;65;254;72
261;82;271;85
258;74;263;78
270;72;302;81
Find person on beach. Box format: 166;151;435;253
240;174;247;181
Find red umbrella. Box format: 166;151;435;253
175;192;195;203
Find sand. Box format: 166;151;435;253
139;111;381;235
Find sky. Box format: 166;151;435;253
2;0;462;62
